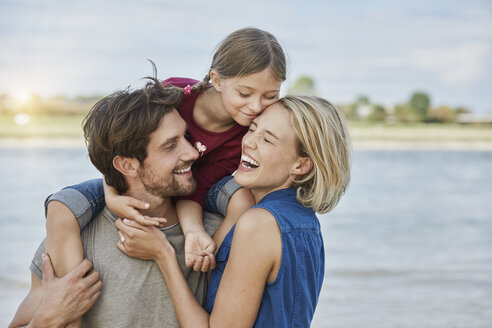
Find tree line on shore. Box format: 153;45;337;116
288;76;471;124
0;76;472;124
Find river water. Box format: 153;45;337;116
1;147;491;327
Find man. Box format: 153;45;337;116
9;78;225;327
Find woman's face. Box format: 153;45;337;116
215;68;281;126
234;102;302;200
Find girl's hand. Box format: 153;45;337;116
184;230;216;272
104;180;167;227
115;219;175;261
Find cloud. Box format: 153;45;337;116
410;43;491;85
358;42;491;86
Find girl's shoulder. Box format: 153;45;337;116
162;77;199;88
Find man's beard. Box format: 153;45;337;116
139;162;197;199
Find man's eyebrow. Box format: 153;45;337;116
159;123;188;150
158;136;178;150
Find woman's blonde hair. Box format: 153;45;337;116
278;96;351;214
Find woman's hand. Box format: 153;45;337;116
103;179;167;227
115;219;175;261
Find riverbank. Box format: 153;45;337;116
1;137;491;151
1;114;492;150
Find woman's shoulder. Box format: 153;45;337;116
231;208;281;275
234;208;280;244
255;192;320;232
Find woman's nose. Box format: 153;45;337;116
242;132;257;150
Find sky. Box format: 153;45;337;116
1;0;491;112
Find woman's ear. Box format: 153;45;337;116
113;156;140;178
210;70;222;92
292;157;313;177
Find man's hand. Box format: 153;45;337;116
184;230;216;272
32;254;102;327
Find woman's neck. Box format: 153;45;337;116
250;183;294;205
194;87;236;132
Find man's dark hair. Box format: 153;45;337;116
83;76;181;193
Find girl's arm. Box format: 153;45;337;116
176;199;216;272
43;178;104;328
115;207;281;327
102;180;167;226
45;201;84;328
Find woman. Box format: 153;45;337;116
115;95;351;327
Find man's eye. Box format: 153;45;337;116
166;143;177;151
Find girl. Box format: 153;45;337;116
115;96;352;326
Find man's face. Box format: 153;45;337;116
138;109;199;198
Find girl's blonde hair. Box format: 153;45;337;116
279;96;351;214
174;27;286;93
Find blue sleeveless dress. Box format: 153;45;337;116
204;187;325;327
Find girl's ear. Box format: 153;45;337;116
113;156;140;178
291;157;313;177
210;70;222;92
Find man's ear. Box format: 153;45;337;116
210;70;222;92
291;157;313;177
113;156;140;178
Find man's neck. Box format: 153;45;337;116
123;190;178;227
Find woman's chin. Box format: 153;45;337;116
233;170;254;188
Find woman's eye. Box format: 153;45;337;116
239;92;250;97
264;138;272;144
264;95;278;100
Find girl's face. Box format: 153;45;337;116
213;68;282;126
234;102;307;201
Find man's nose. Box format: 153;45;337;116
183;140;199;161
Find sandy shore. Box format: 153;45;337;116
1;137;492;151
353;140;492;150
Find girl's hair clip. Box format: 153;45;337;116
184;85;191;95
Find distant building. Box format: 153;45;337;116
455;113;492;124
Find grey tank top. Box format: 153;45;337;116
30;207;224;327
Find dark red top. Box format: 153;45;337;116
163;77;247;206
